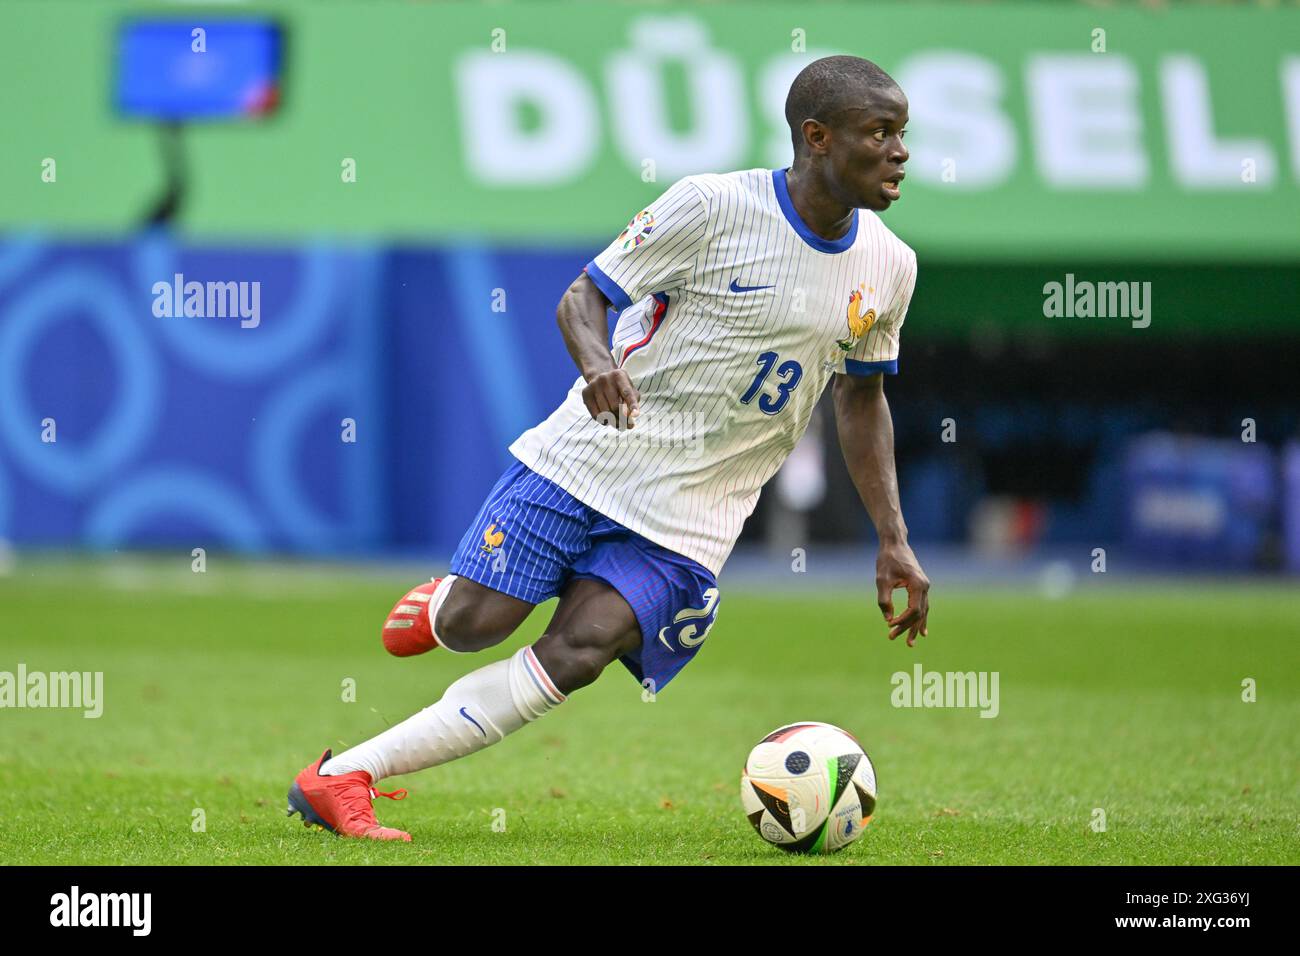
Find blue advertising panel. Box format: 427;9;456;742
0;234;383;554
1124;434;1277;570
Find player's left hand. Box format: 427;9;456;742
875;541;930;646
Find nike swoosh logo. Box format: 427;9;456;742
459;706;487;738
729;278;775;293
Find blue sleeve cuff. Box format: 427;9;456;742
844;358;898;376
584;260;633;312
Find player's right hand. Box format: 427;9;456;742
582;368;640;430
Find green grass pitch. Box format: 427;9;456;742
2;560;1297;865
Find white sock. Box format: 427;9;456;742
423;574;473;654
322;645;566;781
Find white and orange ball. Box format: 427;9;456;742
741;721;877;854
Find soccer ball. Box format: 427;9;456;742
740;721;877;854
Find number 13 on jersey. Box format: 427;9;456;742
739;350;803;415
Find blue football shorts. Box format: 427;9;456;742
449;459;721;692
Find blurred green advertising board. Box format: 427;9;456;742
2;1;1297;261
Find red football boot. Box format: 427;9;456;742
286;750;412;842
382;578;443;657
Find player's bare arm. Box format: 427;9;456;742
833;370;930;645
557;272;640;429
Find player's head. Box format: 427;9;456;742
785;55;908;211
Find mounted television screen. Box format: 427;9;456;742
116;19;282;120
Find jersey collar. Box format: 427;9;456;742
771;168;859;254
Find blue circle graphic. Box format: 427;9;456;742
133;233;336;379
0;234;45;294
86;467;266;552
252;365;365;552
0;267;160;495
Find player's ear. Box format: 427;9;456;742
801;118;830;156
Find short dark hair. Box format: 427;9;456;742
785;55;899;155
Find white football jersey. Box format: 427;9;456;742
509;168;917;575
